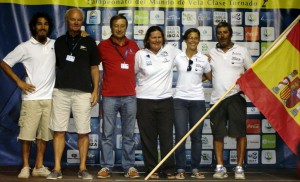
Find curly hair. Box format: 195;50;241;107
29;12;54;37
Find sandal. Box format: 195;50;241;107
149;172;159;179
191;171;205;179
165;173;176;179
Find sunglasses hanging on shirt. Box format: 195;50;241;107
187;59;193;71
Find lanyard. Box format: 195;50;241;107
110;39;128;62
66;36;81;56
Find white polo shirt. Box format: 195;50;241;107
209;43;253;104
3;37;56;100
135;44;181;99
173;51;211;100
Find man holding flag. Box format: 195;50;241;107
209;22;253;180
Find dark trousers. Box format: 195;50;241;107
136;97;175;174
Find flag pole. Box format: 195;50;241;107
145;84;237;180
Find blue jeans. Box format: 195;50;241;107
100;96;137;172
174;98;205;171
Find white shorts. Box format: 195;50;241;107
50;88;91;134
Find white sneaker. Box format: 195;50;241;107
213;166;228;179
32;166;51;177
234;166;246;179
18;167;31;178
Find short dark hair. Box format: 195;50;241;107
143;26;166;49
29;12;54;37
110;14;128;29
183;28;200;40
216;21;232;36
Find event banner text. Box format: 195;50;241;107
1;0;300;9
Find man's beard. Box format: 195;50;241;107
36;35;47;43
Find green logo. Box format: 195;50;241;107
261;42;273;53
262;135;276;149
134;10;149;24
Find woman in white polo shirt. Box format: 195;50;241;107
173;28;211;180
135;26;181;179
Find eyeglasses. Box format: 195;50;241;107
187;59;193;71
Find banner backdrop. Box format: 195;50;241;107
0;0;299;168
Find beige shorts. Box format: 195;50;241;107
50;88;92;134
18;100;53;141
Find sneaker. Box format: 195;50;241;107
78;169;93;179
97;168;110;179
32;166;51;177
191;171;205;179
18;167;31;178
124;167;140;178
175;172;185;179
234;166;246;180
213;166;228;179
46;170;62;180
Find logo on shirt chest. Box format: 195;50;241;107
162;58;170;63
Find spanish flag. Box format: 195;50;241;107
237;16;300;154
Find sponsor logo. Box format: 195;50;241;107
245;12;259;26
245;27;259;41
201;151;212;164
67;150;80;163
198;11;212;25
150;10;164;24
87;10;101;24
261;27;275;41
182;11;197;25
166;11;181;25
224;137;237;149
231;12;242;25
246;119;261;133
242;42;260;56
134;10;149;24
134;26;148;40
262;150;276;164
102;26;111;40
202;135;213;149
247;135;261;149
261;119;275;133
230;150;237;164
198;26;212;40
261;42;273;53
231;26;244;40
262;135;276;149
89;134;99;149
247;151;259;164
166;26;180;40
213;11;228;25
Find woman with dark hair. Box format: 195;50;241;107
173;28;211;179
135;26;181;179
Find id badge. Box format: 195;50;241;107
66;55;75;62
121;63;129;69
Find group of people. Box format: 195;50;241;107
0;7;253;180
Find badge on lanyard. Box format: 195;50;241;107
121;62;129;69
66;55;75;62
